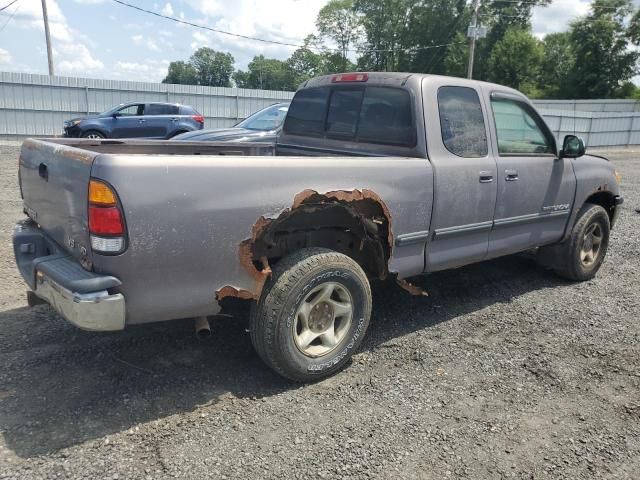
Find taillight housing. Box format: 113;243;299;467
88;179;126;254
191;114;204;124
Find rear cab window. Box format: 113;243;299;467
437;86;488;158
283;85;416;147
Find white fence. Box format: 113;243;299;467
1;71;639;147
0;71;293;138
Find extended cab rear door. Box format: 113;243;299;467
423;78;498;271
483;90;576;258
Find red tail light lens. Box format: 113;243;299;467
331;73;368;83
192;114;204;123
89;206;124;235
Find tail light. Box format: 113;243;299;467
331;73;368;83
88;179;126;253
191;114;204;124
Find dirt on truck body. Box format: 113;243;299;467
13;72;622;381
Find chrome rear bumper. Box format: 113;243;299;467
34;272;126;331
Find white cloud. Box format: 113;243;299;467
161;2;174;16
113;59;170;82
0;48;12;65
56;43;104;72
8;0;104;75
132;34;161;51
531;0;593;38
183;0;327;68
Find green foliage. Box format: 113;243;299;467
487;28;544;92
162;61;197;85
316;0;361;70
189;48;235;87
234;55;296;90
161;0;640;99
540;32;575;98
567;0;640;98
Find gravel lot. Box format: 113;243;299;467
0;142;638;479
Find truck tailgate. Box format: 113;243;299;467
19;139;95;267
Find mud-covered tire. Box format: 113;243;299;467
250;248;372;382
541;203;610;281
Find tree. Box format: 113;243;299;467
567;0;640;98
540;32;575;98
287;36;324;86
487;27;544;95
234;55;296;90
162;61;198;85
316;0;361;71
189;47;235;87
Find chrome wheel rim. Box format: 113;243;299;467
580;222;603;267
85;133;102;139
293;282;353;358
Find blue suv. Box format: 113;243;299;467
63;102;205;139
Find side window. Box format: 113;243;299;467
145;104;179;115
326;89;363;139
437;86;487;157
491;97;555;155
117;104;142;116
284;87;330;137
358;87;414;146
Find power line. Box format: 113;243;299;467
0;0;19;12
111;0;309;50
0;0;20;33
111;0;459;55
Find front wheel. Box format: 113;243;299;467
81;130;105;139
250;248;372;382
544;203;611;281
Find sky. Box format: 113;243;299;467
0;0;632;83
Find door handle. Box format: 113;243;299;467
479;171;493;183
170;117;178;122
505;169;519;181
138;119;146;123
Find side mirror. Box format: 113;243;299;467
560;134;585;158
112;112;121;118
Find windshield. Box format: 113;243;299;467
236;103;289;131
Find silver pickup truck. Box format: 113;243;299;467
13;73;623;381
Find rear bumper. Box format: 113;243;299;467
13;220;126;331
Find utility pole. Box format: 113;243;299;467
41;0;54;76
467;0;480;79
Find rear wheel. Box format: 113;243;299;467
81;130;105;139
543;203;610;281
250;248;372;382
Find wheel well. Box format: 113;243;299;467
252;200;390;279
585;191;616;223
82;129;106;137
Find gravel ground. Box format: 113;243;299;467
0;142;638;479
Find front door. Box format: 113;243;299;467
424;81;498;271
484;92;576;258
111;103;145;138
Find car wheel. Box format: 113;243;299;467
250;248;372;382
543;203;611;281
81;130;105;139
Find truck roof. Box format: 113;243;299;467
300;72;523;99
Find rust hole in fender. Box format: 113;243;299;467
215;189;394;302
